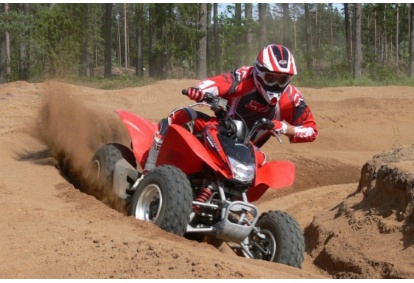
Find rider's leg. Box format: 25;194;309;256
143;107;198;172
144;119;168;171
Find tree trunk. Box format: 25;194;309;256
409;5;412;56
0;4;5;82
407;5;410;61
19;3;30;80
410;3;414;77
79;4;89;77
235;3;242;67
282;3;290;48
124;3;128;68
104;3;112;79
344;3;352;70
329;4;333;49
213;3;220;74
197;3;207;79
245;3;253;64
207;4;212;75
396;4;399;69
148;5;156;77
258;3;267;48
5;3;11;79
117;14;121;67
135;4;144;77
293;8;297;51
304;4;312;70
384;9;387;63
148;4;167;78
315;4;320;49
374;10;377;61
353;3;362;79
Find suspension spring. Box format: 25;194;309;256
193;187;212;213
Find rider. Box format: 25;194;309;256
144;43;318;171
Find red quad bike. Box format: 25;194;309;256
89;90;305;268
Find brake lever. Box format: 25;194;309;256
271;130;283;144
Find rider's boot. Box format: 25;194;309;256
143;131;163;173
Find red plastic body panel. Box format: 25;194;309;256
115;109;295;204
247;161;295;202
157;125;233;178
115;110;157;168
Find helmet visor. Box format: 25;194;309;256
263;72;292;87
255;65;292;88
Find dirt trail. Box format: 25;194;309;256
0;80;413;278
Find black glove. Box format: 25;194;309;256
224;119;237;137
260;118;275;131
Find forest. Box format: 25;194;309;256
0;3;414;87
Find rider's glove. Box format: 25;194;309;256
273;120;288;135
187;87;204;102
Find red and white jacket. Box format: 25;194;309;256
195;66;318;147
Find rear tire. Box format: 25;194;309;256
87;143;136;212
250;210;305;268
129;165;193;236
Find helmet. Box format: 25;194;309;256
253;44;297;105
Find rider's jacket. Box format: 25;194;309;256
195;66;318;147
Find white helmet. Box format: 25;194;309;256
253;44;297;105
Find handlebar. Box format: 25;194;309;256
182;89;283;144
244;118;283;144
182;89;216;102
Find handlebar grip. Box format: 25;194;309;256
181;89;214;102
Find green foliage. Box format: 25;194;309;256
0;3;412;86
0;3;105;80
144;3;200;78
0;10;32;35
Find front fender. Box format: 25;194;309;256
247;161;295;202
115;110;157;168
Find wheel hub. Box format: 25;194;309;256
250;228;276;261
134;184;163;222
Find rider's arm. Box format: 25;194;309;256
195;73;233;97
195;66;254;97
281;114;317;143
278;86;318;143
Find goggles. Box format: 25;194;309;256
255;66;293;88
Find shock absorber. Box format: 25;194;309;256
193;187;212;213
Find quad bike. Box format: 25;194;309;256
88;90;305;268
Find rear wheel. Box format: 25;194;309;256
249;210;305;268
87;143;136;212
129;165;193;236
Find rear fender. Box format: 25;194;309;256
115;110;157;168
247;161;295;202
158;125;232;177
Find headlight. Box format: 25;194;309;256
228;156;255;183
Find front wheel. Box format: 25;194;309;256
129;165;193;236
249;210;305;268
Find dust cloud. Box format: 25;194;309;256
33;82;130;199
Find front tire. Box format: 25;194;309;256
250;210;305;268
129;165;193;236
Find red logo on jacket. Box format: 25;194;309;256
246;100;270;113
